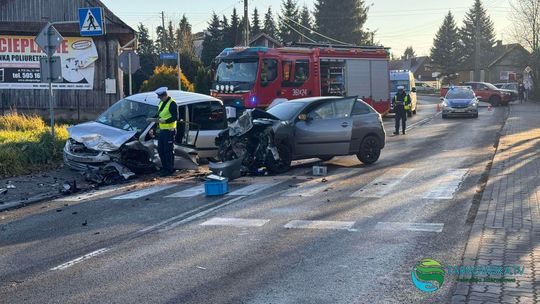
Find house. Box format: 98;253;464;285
249;33;282;48
455;42;530;83
389;56;438;87
0;0;136;120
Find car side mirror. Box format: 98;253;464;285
411;87;417;93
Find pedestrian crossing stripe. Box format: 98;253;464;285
200;217;270;228
284;220;355;230
375;222;444;233
111;184;176;200
166;185;205;198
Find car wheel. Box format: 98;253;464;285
442;114;448;119
490;96;501;107
473;113;479;118
356;135;381;165
266;143;292;174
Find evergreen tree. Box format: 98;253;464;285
299;5;312;42
431;12;461;83
223;8;240;47
263;7;278;38
177;15;194;57
402;46;416;60
251;8;262;37
133;23;158;93
202;13;224;66
278;0;300;43
459;0;496;69
314;0;369;45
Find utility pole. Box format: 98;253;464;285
161;11;165;51
244;0;249;46
474;20;480;82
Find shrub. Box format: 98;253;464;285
139;65;195;93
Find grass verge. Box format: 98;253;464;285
0;113;69;177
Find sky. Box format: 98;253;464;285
101;0;514;57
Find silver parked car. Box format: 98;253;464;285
64;91;227;182
440;86;479;118
214;96;386;176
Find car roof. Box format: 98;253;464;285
287;96;351;104
125;90;222;106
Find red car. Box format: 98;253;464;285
440;82;513;106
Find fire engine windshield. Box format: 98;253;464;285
215;59;259;83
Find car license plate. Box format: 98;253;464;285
454;109;466;113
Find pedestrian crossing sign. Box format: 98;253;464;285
78;7;105;36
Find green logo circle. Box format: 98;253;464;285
411;258;445;292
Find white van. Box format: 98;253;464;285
64;91;227;178
389;70;417;116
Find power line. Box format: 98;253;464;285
280;19;317;43
279;14;351;45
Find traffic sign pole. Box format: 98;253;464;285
177;50;181;91
128;52;133;95
48;25;55;140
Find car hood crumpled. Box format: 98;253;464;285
67;122;137;152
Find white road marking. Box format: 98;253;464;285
351;168;414;198
283;169;360;197
50;248;109;271
200;217;270;228
375;222;444;233
228;182;281;196
111;185;176;200
165;185;205;198
54;188;120;202
284;220;355;230
423;169;468;199
159;196;247;232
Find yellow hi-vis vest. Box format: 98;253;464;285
157;98;177;130
394;95;411;111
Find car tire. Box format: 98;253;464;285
266;143;292;174
442;114;448;119
473;113;479;118
356;135;381;165
490;96;501;107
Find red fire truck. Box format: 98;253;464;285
210;44;391;116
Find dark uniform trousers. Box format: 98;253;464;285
158;129;176;173
395;104;407;133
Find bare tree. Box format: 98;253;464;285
510;0;540;95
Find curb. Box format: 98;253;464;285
0;192;63;212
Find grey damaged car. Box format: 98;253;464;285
212;96;386;178
64;91;228;183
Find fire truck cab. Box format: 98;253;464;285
211;45;391;117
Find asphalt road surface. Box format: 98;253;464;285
0;96;507;304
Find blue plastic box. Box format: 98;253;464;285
204;179;229;196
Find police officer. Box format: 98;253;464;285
149;87;178;176
392;86;412;135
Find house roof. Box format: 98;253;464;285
488;43;530;68
389;56;429;74
249;32;282;47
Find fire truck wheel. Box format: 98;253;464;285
267;143;292;174
356;135;381;165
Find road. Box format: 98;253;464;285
0;96;507;303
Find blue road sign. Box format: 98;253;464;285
160;53;178;60
79;7;105;36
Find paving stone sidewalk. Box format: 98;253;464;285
452;101;540;304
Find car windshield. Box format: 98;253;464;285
215;59;259;83
485;83;498;90
267;102;305;121
446;90;475;99
96;99;157;132
391;80;410;92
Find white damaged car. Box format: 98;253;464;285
64;91;227;183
